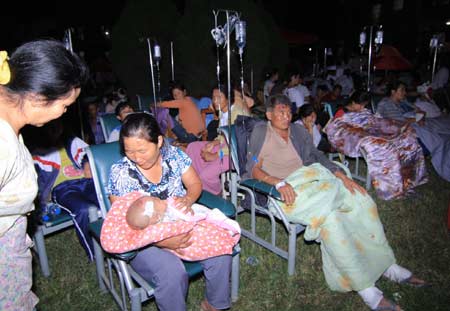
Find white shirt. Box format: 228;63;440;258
414;98;442;118
431;66;449;90
296;84;310;99
284;87;305;108
335;75;354;96
264;80;275;98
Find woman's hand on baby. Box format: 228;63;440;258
172;196;194;215
155;230;193;251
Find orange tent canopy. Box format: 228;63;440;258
373;45;412;71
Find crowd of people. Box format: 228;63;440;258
1;37;449;311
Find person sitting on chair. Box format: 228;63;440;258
32;118;99;261
107;112;232;311
296;104;333;153
245;94;426;311
107;102;134;142
157;81;205;143
334;90;369;119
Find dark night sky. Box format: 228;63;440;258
1;0;344;48
2;1;449;62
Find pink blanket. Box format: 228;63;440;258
100;192;240;261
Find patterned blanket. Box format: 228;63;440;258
325;109;428;200
279;164;395;292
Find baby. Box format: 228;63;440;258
126;196;168;230
101;192;240;261
126;195;238;234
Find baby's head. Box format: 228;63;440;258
126;196;163;230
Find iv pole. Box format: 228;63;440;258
170;41;175;81
211;9;246;207
146;38;158;113
63;28;86;142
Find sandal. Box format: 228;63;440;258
399;275;429;288
373;298;403;311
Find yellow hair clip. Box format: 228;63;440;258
0;51;11;85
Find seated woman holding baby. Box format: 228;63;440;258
106;112;235;311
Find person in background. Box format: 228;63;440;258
430;63;449;91
414;83;442;118
0;39;87;311
85;101;105;145
334;90;370;119
296;104;332;153
376;81;417;122
263;68;279;100
312;84;332;129
296;74;311;104
335;69;354;96
158;82;205;143
107;102;135;142
283;69;305;116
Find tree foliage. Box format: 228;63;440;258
111;0;288;101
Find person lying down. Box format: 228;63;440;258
100;191;240;261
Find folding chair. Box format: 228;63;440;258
99;113;121;143
218;121;304;276
220;118;351;276
32;203;75;277
86;142;240;311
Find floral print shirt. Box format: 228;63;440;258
108;144;192;200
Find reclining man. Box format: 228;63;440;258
244;94;426;311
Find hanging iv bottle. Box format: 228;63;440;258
153;43;161;62
235;21;246;53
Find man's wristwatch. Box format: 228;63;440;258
275;180;286;190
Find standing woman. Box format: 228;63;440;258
0;40;87;310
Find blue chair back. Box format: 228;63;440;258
198;97;214;127
86;142;122;216
136;94;154;111
99;114;121;143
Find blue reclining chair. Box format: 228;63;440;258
220;116;350;276
86;142;240;311
219;120;304;276
99;113;122;143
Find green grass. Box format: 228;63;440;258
32;159;450;310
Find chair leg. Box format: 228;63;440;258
130;288;142;311
365;171;371;190
33;225;50;278
287;224;297;276
88;206;107;292
231;245;240;302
